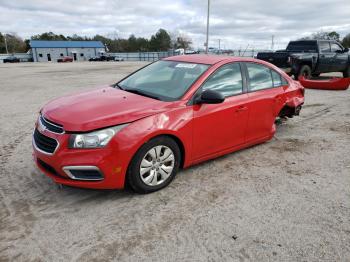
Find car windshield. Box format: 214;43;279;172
117;60;210;101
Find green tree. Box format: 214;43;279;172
24;39;31;52
67;34;88;41
175;36;192;49
301;31;341;41
0;32;5;53
149;29;171;51
127;34;138;51
327;31;340;41
31;32;67;41
342;33;350;48
136;37;149;51
1;33;27;53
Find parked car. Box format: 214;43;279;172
57;56;73;62
89;55;114;61
185;50;200;55
257;40;350;78
88;56;99;61
3;56;20;63
114;56;124;61
33;55;304;193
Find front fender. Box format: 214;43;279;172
115;107;193;172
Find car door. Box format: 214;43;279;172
192;63;249;160
243;62;285;143
330;42;348;72
317;41;333;73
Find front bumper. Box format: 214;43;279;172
32;128;130;189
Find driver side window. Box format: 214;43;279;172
201;63;243;97
330;43;343;53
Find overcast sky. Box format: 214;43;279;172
0;0;349;50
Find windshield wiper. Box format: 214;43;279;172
123;89;161;100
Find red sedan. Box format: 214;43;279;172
33;55;304;193
57;56;73;62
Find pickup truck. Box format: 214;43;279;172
257;40;350;78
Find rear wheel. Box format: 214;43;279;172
297;65;312;79
127;136;181;194
343;66;350;78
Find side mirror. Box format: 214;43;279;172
195;89;225;104
344;47;349;53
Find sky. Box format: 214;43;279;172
0;0;349;50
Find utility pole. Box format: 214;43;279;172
271;35;275;51
218;39;221;53
205;0;210;54
4;34;9;54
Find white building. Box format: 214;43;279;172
30;40;105;62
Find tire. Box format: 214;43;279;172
127;136;181;194
298;65;312;79
343;66;350;78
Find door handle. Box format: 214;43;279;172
236;106;248;112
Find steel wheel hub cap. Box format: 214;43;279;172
140;145;175;186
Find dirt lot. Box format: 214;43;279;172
0;62;349;261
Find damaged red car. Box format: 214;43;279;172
33;55;304;193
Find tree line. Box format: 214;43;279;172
0;29;192;54
300;31;350;46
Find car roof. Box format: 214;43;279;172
164;54;257;65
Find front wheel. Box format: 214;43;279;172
343;66;350;78
127;136;181;194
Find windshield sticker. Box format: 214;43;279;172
175;63;197;69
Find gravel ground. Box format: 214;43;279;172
0;62;349;262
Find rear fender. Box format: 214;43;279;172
286;96;304;108
290;54;314;73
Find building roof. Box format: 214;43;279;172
30;40;105;48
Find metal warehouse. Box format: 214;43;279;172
30;40;106;62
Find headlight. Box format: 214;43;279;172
69;124;128;149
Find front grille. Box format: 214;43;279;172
33;129;58;154
40;115;64;134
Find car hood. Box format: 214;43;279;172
41;86;175;132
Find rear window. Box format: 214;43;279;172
271;70;288;87
319;42;331;53
246;63;273;91
286;41;317;52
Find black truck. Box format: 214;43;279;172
257;40;350;78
